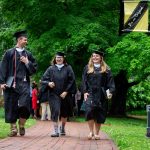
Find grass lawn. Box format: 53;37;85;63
75;112;150;150
103;117;149;150
0;107;36;139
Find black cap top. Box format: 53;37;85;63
13;30;27;39
55;52;65;57
93;50;104;57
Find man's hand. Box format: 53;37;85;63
0;84;7;90
20;56;29;64
60;92;68;99
84;93;89;101
48;82;55;88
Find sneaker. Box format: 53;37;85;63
19;127;25;136
60;126;66;136
18;121;25;136
51;132;59;137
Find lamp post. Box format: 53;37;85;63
146;105;150;138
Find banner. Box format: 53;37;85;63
119;0;149;34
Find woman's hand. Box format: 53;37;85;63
84;93;89;101
106;89;112;99
60;91;68;99
48;82;55;88
0;84;7;90
107;93;112;99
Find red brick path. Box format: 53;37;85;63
0;121;118;150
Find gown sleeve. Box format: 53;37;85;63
106;69;115;94
64;65;76;93
81;65;88;93
41;66;53;90
25;51;38;76
0;51;9;84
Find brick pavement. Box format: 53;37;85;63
0;121;118;150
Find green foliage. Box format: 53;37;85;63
1;0;150;110
127;79;150;110
107;33;150;78
0;0;120;79
107;32;150;109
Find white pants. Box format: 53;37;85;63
40;102;51;120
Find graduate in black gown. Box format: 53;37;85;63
0;30;37;137
41;52;76;137
82;50;115;140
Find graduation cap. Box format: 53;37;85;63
55;52;65;57
13;30;27;39
93;50;104;57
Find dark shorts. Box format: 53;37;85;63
4;85;30;123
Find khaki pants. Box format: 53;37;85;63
40;102;51;120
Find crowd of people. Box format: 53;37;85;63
0;30;115;140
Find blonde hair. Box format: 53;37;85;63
87;56;109;74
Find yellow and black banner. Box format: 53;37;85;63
119;0;149;34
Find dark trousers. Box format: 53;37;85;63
77;100;83;116
29;97;34;117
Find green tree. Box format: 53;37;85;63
3;0;148;116
106;32;150;115
0;0;120;79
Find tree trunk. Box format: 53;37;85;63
109;70;129;116
109;70;139;116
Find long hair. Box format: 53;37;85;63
87;55;109;74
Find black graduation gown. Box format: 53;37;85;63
38;86;49;103
41;64;75;122
82;65;115;123
0;48;37;123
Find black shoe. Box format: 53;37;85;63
60;126;66;136
19;127;25;136
51;133;59;137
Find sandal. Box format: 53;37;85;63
88;132;94;140
94;134;100;140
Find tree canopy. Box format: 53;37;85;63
0;0;120;78
0;0;150;112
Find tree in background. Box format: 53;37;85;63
107;32;150;116
1;0;150;116
0;0;120;78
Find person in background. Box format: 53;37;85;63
29;85;34;118
38;82;51;121
32;82;38;119
0;30;37;136
75;86;82;116
82;50;115;140
41;52;76;137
